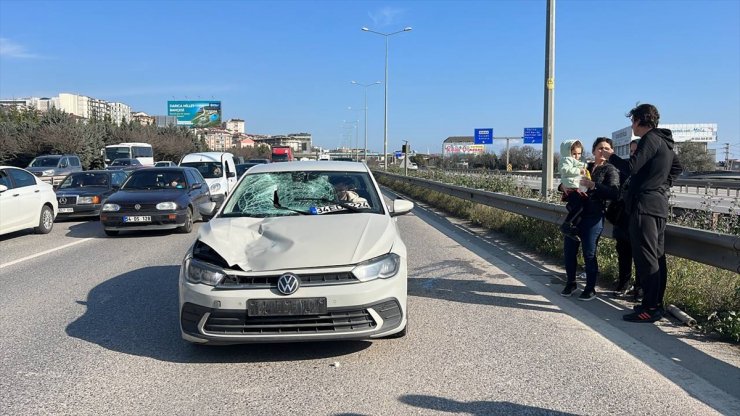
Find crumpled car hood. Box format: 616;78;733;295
198;214;396;271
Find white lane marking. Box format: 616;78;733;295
0;238;94;269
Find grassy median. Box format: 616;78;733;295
378;169;740;343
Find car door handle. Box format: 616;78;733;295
13;193;20;197
35;189;40;193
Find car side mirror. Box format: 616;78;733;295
0;184;8;193
198;201;217;217
192;183;203;189
227;171;236;178
390;199;414;217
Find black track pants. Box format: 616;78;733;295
629;213;666;308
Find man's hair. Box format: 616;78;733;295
592;137;613;152
627;103;660;129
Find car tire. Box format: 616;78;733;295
178;207;193;233
104;229;119;236
34;205;54;234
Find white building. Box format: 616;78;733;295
225;118;245;134
611;123;717;158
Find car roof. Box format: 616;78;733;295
132;167;193;173
69;170;117;174
246;161;370;174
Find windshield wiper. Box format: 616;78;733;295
295;197;363;213
273;190;310;215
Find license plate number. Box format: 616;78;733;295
123;215;151;223
58;208;73;213
247;298;327;316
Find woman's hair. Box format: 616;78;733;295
592;137;613;152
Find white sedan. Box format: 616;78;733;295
0;166;58;236
179;161;414;344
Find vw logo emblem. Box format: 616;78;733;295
59;197;67;204
276;273;300;295
134;204;141;210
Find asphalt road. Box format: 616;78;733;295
1;202;739;415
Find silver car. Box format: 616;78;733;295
178;161;414;344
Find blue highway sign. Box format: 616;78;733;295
523;127;543;144
474;128;493;144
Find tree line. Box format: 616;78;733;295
0;106;271;169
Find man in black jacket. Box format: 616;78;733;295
608;104;682;323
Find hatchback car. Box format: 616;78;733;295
100;167;212;236
0;166;58;236
178;161;414;344
54;170;130;219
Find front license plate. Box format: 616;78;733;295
247;298;327;317
58;208;73;213
123;215;151;223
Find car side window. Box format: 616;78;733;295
112;172;126;186
60;157;69;168
8;168;36;188
71;157;80;167
185;170;197;186
0;170;11;188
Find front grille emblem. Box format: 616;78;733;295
59;197;67;204
134;204;141;210
277;273;300;295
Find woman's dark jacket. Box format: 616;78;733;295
582;162;620;218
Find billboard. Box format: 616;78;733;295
167;101;222;128
443;143;485;155
660;123;717;143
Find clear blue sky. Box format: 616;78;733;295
1;0;739;159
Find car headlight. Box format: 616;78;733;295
78;196;101;204
351;253;401;282
210;183;221;192
102;203;120;212
156;201;177;210
185;257;225;286
42;169;55;176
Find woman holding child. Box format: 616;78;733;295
560;137;620;300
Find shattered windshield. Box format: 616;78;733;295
222;171;383;217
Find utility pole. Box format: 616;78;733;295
541;0;556;196
724;142;730;171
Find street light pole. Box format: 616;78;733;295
351;81;381;163
362;26;412;170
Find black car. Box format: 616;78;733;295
235;162;258;178
106;158;144;171
100;167;212;236
246;158;270;164
54;170;130;219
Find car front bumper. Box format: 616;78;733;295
100;209;188;231
178;262;408;344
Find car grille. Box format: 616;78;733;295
204;309;377;335
57;195;78;205
181;300;402;337
118;203;158;210
217;272;358;288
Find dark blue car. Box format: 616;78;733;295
100;167;212;236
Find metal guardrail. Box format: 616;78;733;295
437;168;740;197
375;171;740;273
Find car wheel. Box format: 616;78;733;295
104;229;119;236
178;207;193;233
34;205;54;234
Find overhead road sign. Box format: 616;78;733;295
474;128;493;144
523;128;543;144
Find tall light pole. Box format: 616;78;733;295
351;81;381;163
362;26;412;170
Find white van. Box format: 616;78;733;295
179;152;237;205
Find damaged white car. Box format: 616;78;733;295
178;161;414;344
